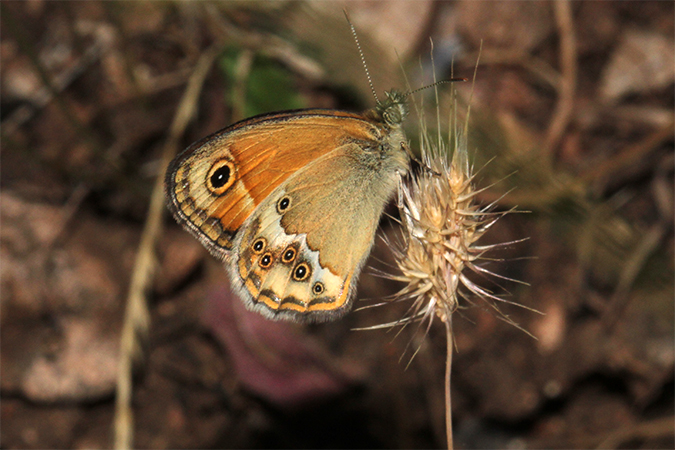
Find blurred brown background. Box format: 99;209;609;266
1;1;673;448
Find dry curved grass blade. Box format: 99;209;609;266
114;45;221;450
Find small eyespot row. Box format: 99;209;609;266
276;196;291;214
292;262;311;281
281;246;297;264
312;282;324;295
251;238;266;254
259;252;273;268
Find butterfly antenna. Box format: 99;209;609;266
343;9;380;105
403;78;468;98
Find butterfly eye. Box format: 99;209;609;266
206;159;236;195
281;246;297;263
312;282;324;295
276;196;291;214
383;110;392;124
292;262;311;281
259;252;273;268
251;238;266;254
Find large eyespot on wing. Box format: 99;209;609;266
165;138;252;258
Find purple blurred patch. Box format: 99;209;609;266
201;285;364;408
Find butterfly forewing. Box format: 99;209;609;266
166;110;382;255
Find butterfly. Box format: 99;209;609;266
165;87;411;323
162;12;471;323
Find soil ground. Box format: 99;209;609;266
2;1;673;448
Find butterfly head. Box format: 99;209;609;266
374;89;409;128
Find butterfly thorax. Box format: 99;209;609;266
360;89;410;171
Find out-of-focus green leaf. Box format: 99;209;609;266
219;47;305;118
